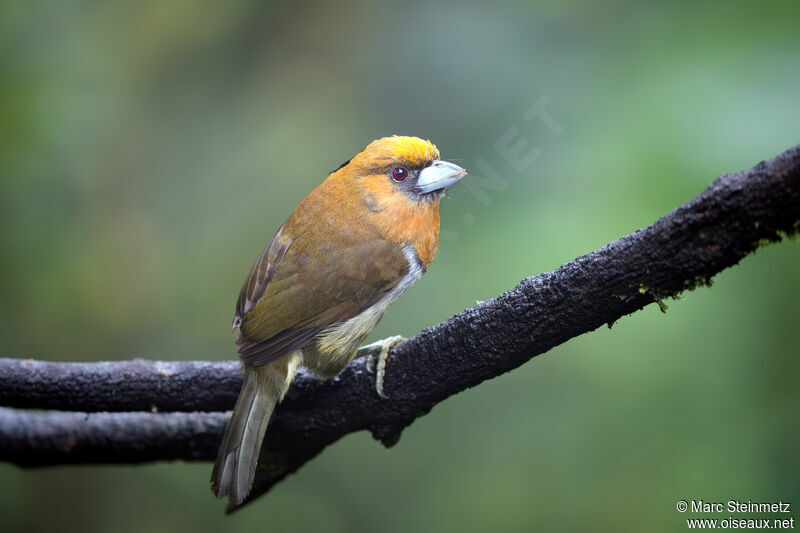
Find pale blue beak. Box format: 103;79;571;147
416;160;467;193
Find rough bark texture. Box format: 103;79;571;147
1;143;798;513
0;408;227;464
0;359;241;412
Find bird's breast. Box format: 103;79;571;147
359;180;442;268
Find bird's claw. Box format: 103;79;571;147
357;335;405;398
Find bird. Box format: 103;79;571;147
211;135;467;506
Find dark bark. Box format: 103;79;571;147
1;143;798;513
0;408;227;465
0;359;241;413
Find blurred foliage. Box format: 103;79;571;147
1;0;799;531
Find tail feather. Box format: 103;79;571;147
211;375;276;504
211;353;301;506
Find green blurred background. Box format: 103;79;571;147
1;0;798;531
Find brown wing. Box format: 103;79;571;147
234;224;409;366
233;224;292;330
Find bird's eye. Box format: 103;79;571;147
391;167;408;182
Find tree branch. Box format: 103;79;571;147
0;408;227;464
1;143;798;512
0;359;242;412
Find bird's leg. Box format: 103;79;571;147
357;335;405;399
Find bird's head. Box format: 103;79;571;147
335;135;467;202
318;135;466;266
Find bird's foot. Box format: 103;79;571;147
357;335;405;399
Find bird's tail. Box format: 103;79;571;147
211;352;302;506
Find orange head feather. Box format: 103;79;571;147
310;135;463;268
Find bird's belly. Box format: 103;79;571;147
304;308;384;377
